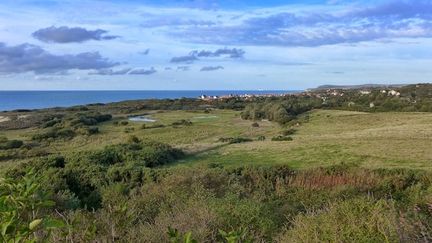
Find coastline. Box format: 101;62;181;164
0;90;301;112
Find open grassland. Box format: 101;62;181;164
1;109;432;171
176;109;432;170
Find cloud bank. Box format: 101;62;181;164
171;48;245;63
172;1;432;47
129;67;157;75
0;42;118;74
170;55;198;63
200;66;224;71
32;26;119;43
191;48;245;58
89;68;131;75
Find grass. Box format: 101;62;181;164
2;109;432;171
175;109;432;170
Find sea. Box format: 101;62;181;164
0;90;299;111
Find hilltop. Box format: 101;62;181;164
309;83;409;91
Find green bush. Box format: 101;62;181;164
281;129;296;136
271;136;293;141
124;127;135;133
87;127;99;135
172;119;193;126
128;135;141;144
76;126;99;136
0;170;64;242
42;118;62;128
0;139;24;150
218;137;253;144
32;128;75;141
70;113;112;127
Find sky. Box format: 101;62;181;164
0;0;432;90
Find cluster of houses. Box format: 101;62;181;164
382;89;401;96
199;93;287;101
359;89;401;96
309;88;402;98
198;87;403;102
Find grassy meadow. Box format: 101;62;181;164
2;108;432;171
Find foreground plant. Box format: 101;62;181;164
0;170;64;242
168;227;253;243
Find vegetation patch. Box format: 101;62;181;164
218;137;253;144
0;137;24;150
271;135;293;141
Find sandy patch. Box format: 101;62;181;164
18;115;30;119
0;116;11;123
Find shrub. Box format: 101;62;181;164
257;136;266;141
42;118;62;128
120;121;129;126
281;129;296;136
251;122;260;128
128;135;141;144
124;127;135;133
0;139;24;150
56;128;75;138
77;127;99;136
70;113;112;127
172;119;193;127
218;137;253;144
32;128;75;141
87;127;99;135
271;136;293;141
0;171;64;242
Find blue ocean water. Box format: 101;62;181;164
0;90;299;111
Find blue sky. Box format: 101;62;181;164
0;0;431;90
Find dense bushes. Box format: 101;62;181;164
69;113;112;127
0;171;64;242
171;119;193;126
271;135;293;141
3;163;432;242
32;128;75;141
9;140;183;210
241;97;320;124
32;112;111;141
218;137;253;144
0;137;24;150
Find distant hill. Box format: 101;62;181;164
309;84;408;91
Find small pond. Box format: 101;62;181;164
128;116;157;122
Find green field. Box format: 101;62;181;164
3;109;431;171
178;109;432;170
